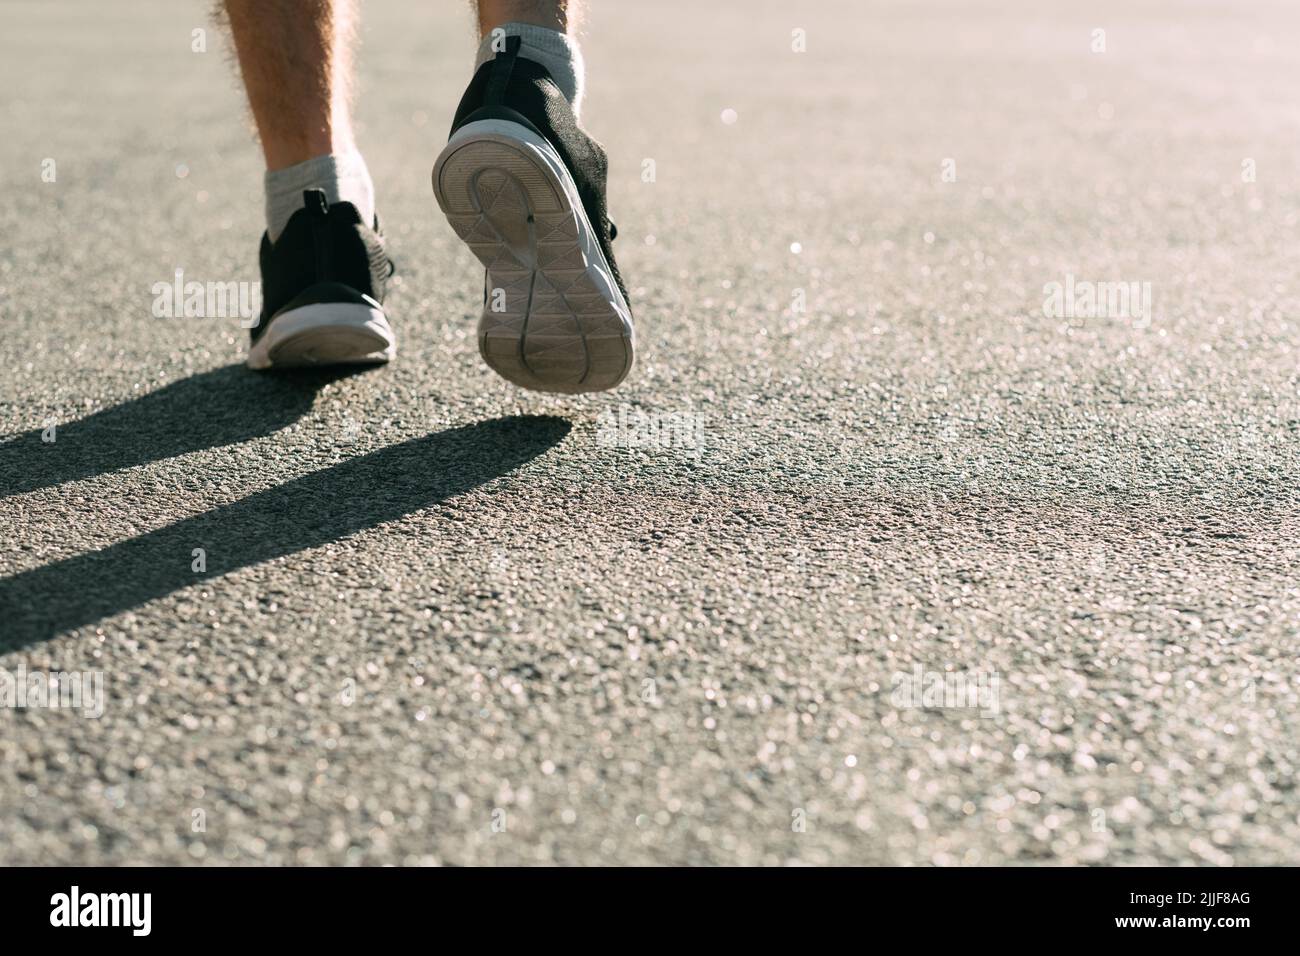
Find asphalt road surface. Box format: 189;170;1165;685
2;0;1299;865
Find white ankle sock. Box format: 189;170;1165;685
264;151;375;241
474;22;585;118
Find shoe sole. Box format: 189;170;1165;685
246;299;396;371
433;119;635;395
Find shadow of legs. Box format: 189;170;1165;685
0;415;571;649
0;364;364;499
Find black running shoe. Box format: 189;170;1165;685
433;36;634;394
247;189;396;370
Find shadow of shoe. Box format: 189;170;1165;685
0;364;366;499
0;415;571;649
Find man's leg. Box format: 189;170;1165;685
220;0;394;369
476;0;574;33
432;0;635;393
222;0;373;238
472;1;585;118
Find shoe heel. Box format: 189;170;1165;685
433;121;634;395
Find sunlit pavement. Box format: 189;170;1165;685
1;0;1298;864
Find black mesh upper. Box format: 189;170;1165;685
252;191;394;343
449;46;630;309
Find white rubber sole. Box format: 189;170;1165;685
246;299;396;371
433;119;635;394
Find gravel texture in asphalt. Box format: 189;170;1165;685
1;0;1298;864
